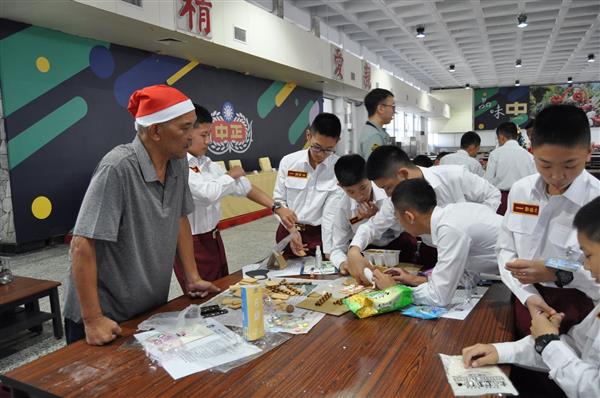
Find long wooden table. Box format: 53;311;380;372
1;273;514;398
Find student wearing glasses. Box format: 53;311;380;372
359;88;395;159
273;113;342;258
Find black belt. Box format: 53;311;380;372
194;228;219;239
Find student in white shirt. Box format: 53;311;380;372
440;131;485;177
462;197;600;398
273;113;341;258
372;179;502;307
485;121;536;215
345;145;501;285
173;105;298;288
496;104;600;396
327;154;417;272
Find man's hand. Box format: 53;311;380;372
289;232;307;257
525;295;557;317
83;315;121;346
227;166;246;179
275;207;298;230
346;247;372;285
356;201;378;219
384;267;425;286
188;278;220;298
505;259;556;284
462;344;499;368
372;269;396;289
530;311;563;339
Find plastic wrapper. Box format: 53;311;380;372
344;285;413;318
401;305;447;320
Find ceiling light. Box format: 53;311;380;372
515;59;522;68
588;54;595;63
517;14;528;28
515;80;520;87
416;26;425;39
449;64;455;72
567;77;573;84
465;83;470;89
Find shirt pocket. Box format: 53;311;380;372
548;223;580;260
316;178;338;193
506;215;537;257
284;175;309;205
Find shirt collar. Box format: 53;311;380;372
419;166;441;189
504;139;519;147
429;206;443;245
531;170;590;206
457;149;470;158
371;181;387;202
187;152;210;168
133;135;160;183
366;120;386;134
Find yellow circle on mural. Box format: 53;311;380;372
36;56;50;73
32;196;52;219
478;123;485;129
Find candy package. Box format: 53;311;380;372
344;285;413;319
401;305;447;320
545;257;581;272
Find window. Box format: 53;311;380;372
322;97;334;114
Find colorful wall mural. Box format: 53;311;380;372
474;82;600;130
0;19;322;244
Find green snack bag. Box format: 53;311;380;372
344;285;413;318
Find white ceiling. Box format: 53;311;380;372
290;0;600;89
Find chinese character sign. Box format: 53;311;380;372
209;101;253;154
362;60;371;90
177;0;213;39
332;46;344;80
473;86;530;130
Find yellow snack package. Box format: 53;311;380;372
344;285;413;319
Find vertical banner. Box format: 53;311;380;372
332;46;344;80
362;60;372;91
473;86;530;130
176;0;213;39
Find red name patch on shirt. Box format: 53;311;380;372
512;202;539;216
287;170;308;179
189;166;200;173
349;216;363;225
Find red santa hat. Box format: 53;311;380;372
127;84;194;131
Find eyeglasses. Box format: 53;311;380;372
380;103;396;110
309;144;336;155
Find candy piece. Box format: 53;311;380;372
270;292;289;300
315;292;332;306
286;304;295;313
265;279;280;287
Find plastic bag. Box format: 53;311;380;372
401;305;447;320
344;285;413;318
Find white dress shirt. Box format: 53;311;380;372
485;140;536;190
440;149;485;177
494;302;600;398
186;153;251;235
412;203;502;307
350;165;501;250
497;171;600;305
328;182;395;267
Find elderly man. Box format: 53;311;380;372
63;85;219;346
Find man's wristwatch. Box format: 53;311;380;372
271;201;283;214
555;270;574;288
534;333;560;354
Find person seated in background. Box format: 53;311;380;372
372;179;501;307
273;113;341;258
173;104;298;288
433;152;449;166
344;145;500;285
440;131;485;177
327;154;417;274
359;88;395;159
497;104;600;396
63;85;219;346
412;154;433;168
485;121;536;215
462;196;600;398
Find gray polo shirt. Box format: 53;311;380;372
63;135;194;323
359;121;391;159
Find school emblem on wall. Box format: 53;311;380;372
209;101;253;154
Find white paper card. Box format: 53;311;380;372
441;286;489;320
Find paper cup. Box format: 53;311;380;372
373;253;385;266
384;251;400;267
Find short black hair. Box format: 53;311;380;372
364;88;394;117
334;154;367;187
532;104;590;148
366;145;415;180
573;197;600;242
460;131;481;149
412;155;433;168
435;152;450;162
193;103;212;127
522;118;535;130
310;113;341;139
391;179;437;214
496;122;518;139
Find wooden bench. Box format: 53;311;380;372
0;276;63;341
